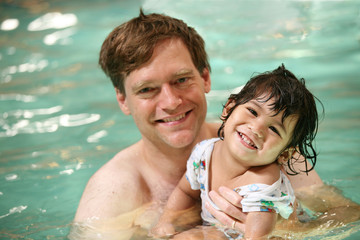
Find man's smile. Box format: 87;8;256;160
156;110;191;123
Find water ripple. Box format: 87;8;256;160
3;105;63;119
0;206;27;219
0;94;37;102
27;12;77;31
87;130;108;143
0;106;100;137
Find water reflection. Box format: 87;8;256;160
1;58;48;83
3;105;62;118
0;93;36;102
0;206;27;219
27;12;77;31
44;28;76;45
0;105;100;137
0;19;19;31
87;130;108;143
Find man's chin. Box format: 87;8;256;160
164;132;197;149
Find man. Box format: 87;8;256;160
73;10;324;236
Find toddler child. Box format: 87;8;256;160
151;64;321;239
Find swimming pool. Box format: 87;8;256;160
1;0;359;239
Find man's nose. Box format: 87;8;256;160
158;84;182;110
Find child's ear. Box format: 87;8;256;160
222;99;235;118
277;147;296;165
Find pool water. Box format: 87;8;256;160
1;0;359;239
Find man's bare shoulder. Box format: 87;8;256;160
203;121;221;138
96;142;141;178
75;142;149;221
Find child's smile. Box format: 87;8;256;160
238;132;258;150
222;95;298;167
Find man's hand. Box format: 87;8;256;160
205;186;247;232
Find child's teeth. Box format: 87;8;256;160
240;133;257;148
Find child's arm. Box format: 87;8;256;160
240;163;282;239
244;211;277;239
150;173;200;237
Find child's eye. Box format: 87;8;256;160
247;108;258;117
269;126;281;136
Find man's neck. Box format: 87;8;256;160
139;121;219;184
139;138;191;184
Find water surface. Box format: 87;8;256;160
1;0;359;239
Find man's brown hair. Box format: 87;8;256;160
99;9;210;94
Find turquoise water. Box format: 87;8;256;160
1;0;359;239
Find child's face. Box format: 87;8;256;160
222;95;298;167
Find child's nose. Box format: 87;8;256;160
249;121;265;139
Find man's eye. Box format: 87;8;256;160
269;126;280;136
248;108;257;117
139;87;151;94
177;77;188;84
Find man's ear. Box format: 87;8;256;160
115;88;131;115
201;68;211;93
277;147;296;165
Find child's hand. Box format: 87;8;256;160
150;222;177;238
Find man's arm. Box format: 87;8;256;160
296;184;360;224
70;155;148;240
284;158;323;190
74;156;144;221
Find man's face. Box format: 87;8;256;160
116;38;211;150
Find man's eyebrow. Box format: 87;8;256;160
172;69;194;78
131;81;151;92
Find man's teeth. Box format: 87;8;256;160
163;113;186;123
239;133;257;149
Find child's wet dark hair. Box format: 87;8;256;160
218;64;324;175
